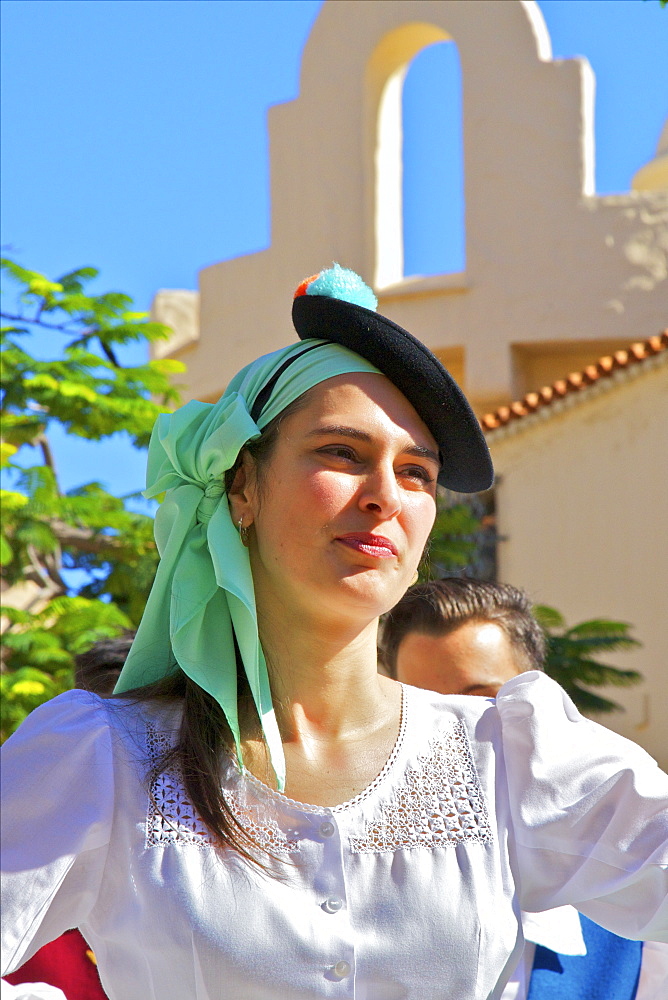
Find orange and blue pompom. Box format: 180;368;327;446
294;263;378;312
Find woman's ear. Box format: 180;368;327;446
227;450;258;528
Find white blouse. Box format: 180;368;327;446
2;672;667;1000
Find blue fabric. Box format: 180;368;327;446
527;915;642;1000
305;263;378;311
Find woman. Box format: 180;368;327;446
2;265;667;1000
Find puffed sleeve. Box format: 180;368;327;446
1;691;114;976
496;671;668;941
1;983;68;1000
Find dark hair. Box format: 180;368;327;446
223;388;313;494
380;578;546;679
75;633;136;696
120;393;312;868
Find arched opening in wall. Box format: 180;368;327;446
402;40;464;279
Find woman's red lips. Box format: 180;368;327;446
335;533;398;558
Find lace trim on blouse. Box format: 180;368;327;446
349;720;493;853
145;725;213;848
143;697;492;855
144;724;300;854
240;685;409;815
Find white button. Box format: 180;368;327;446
322;896;343;913
333;960;351;978
319;820;335;838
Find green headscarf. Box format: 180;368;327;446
114;339;381;790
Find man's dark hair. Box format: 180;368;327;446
380;579;546;679
74;632;135;696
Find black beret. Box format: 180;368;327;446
292;287;493;493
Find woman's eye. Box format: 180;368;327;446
319;445;357;461
400;465;434;484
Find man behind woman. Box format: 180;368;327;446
380;578;667;1000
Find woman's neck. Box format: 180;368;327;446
259;605;390;739
241;603;402;805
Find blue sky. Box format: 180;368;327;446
2;0;667;498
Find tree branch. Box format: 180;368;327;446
25;544;66;607
1;311;80;333
50;520;122;556
36;434;61;494
99;340;120;367
3;310;122;368
43;543;65;593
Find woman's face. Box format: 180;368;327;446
233;373;439;627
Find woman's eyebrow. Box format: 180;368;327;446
306;424;373;443
306;425;440;465
406;444;441;465
460;684;501;696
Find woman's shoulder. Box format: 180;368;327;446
402;668;635;731
399;676;498;727
2;687;182;760
495;670;660;765
2;687;109;748
400;670;661;770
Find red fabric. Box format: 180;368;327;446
293;274;319;298
5;929;108;1000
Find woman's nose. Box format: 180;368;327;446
358;464;401;518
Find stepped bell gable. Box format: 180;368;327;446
152;0;667;415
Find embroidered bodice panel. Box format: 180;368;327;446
143;711;491;855
349;720;492;853
144;723;300;854
145;724;213;848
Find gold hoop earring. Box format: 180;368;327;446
238;517;250;547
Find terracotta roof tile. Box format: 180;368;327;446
481;330;668;432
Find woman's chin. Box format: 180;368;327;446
336;566;412;612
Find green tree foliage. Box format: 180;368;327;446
420;489;496;582
1;258;185;739
533;605;642;714
423;501;482;576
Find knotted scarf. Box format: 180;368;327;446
113;339;381;789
